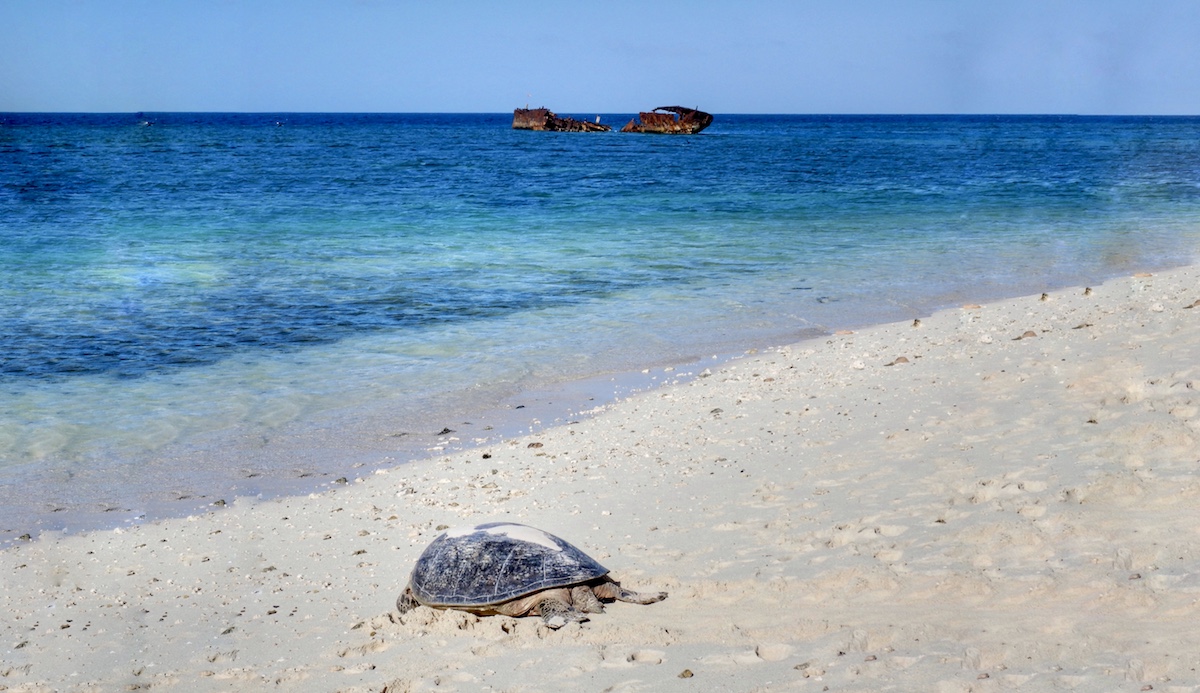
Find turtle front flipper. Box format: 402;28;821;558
536;596;589;629
396;587;420;615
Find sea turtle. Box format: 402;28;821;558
396;522;668;628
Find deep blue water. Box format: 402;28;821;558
2;112;1199;535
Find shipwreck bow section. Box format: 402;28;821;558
620;106;713;134
512;108;611;132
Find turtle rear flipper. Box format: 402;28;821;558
536;596;589;629
616;588;667;605
571;585;606;614
593;579;668;605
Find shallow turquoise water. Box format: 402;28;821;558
2;113;1199;535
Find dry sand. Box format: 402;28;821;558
3;266;1199;692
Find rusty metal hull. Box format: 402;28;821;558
512;108;611;132
620;106;713;134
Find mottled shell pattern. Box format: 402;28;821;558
408;522;610;607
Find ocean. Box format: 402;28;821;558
2;112;1199;539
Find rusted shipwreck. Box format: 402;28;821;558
512;108;611;132
621;106;713;134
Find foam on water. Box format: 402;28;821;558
2;113;1199;539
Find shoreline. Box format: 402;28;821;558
2;252;1189;544
0;333;801;544
2;264;1200;691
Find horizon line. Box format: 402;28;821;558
3;110;1198;118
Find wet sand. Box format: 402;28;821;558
2;266;1199;691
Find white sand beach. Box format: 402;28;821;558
3;266;1199;692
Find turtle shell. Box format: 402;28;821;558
408;522;609;607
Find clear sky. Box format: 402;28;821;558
2;0;1199;114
